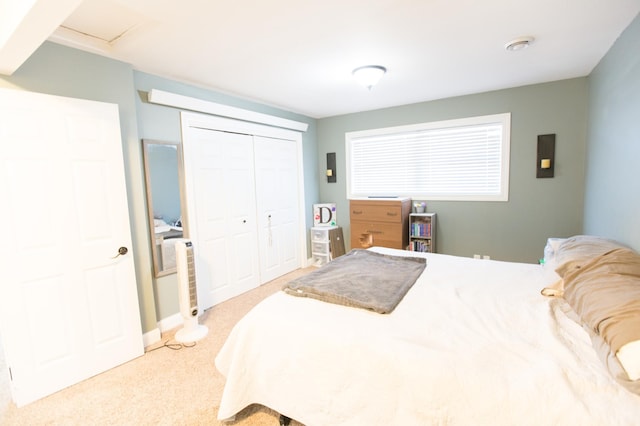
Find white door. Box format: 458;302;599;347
182;127;260;309
254;136;300;283
0;89;143;407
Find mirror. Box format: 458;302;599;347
142;139;187;277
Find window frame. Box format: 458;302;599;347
345;113;511;201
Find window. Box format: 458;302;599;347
346;113;511;201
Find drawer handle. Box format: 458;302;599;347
367;230;383;234
386;212;397;216
352;210;363;215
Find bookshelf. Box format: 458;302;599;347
408;213;436;253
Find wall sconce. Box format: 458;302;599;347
536;134;555;178
326;152;336;183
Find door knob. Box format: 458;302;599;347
112;246;128;258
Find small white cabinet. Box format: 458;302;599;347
311;226;345;266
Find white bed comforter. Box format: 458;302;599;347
215;248;640;425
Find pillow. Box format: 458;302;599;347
154;218;168;227
618;340;640;381
541;235;630;297
542;237;567;268
562;248;640;382
554;235;629;279
539;238;567;297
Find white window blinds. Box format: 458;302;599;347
346;113;511;201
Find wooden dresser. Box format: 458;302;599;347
349;198;411;250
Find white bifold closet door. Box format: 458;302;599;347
254;135;300;283
182;123;301;310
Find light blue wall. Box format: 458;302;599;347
318;79;589;263
0;42;319;331
1;9;637;328
133;71;318;319
585;13;640;251
0;42;158;333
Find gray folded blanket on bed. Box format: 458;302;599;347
283;249;427;314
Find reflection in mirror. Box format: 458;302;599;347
142;139;187;277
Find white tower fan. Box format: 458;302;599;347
174;239;208;343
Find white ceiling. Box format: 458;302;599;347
3;0;640;118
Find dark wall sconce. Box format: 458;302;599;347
536;134;555;178
326;152;336;183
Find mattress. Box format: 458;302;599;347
215;247;640;425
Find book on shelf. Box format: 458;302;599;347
409;240;431;252
411;222;431;238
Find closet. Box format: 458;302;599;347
181;112;305;310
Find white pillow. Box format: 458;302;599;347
540;238;566;292
154;218;168;227
542;237;567;268
618;340;640;381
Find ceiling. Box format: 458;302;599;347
3;0;640;118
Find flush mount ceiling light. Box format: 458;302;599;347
352;65;387;90
505;36;534;51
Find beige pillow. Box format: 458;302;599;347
554;235;629;279
562;248;640;381
541;235;630;297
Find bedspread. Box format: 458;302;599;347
215;247;640;425
283;249;426;313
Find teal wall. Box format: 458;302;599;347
585;13;640;251
133;71;318;320
1;10;637;330
318;78;589;263
0;42;157;334
0;42;319;332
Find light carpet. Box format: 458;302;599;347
0;267;314;426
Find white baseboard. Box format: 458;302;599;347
142;313;184;348
158;312;184;333
142;328;161;348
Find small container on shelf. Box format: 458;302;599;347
413;202;426;213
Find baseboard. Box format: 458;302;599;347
158;312;184;333
142;313;184;348
142;328;161;348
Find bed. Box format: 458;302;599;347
215;237;640;425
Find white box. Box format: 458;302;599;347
313;203;337;226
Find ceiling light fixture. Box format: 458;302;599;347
352;65;387;90
505;36;534;51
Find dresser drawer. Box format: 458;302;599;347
350;221;404;249
350;200;404;223
311;227;330;242
311;241;330;255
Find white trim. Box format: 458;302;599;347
346;113;511;202
148;89;309;132
157;312;184;333
142;328;161;348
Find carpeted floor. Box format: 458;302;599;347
0;267;314;426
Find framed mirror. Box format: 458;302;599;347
142;139;188;277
